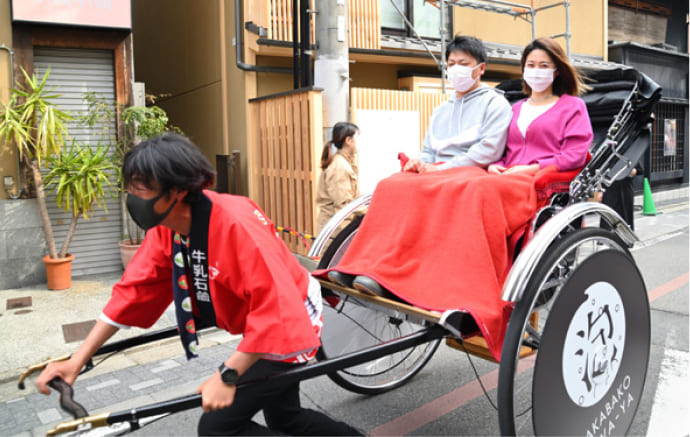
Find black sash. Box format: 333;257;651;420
172;193;217;359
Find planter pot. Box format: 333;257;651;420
42;254;75;290
119;240;141;269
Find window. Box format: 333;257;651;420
380;0;451;40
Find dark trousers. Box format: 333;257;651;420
602;176;635;230
197;359;361;436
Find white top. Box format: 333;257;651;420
517;99;557;138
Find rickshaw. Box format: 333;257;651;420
21;67;661;436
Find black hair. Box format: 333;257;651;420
445;35;487;65
123;133;215;202
320;121;359;170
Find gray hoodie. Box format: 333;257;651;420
420;84;512;170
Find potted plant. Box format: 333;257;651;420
119;104;181;263
43;142;117;288
80;93;182;267
0;69;117;289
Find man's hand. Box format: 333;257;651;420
197;372;237;413
418;163;439;173
403;158;424;173
35;359;81;395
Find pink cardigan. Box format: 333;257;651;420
496;94;593;171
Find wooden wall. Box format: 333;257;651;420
248;88;322;254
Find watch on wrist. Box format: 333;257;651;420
218;363;239;386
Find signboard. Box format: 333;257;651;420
664;118;677;157
353;109;421;194
12;0;132;30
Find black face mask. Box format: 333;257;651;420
126;192;178;231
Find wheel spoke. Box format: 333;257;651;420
317;214;440;394
523;323;541;349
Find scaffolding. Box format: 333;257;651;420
388;0;572;93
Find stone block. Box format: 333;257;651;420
0;199;42;230
0;257;46;290
5;228;47;259
0;232;6;261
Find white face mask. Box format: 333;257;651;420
523;67;556;93
447;64;481;93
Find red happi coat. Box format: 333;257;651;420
103;190;320;357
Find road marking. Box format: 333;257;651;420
646;347;690;436
633;229;688;251
368;272;689;435
5;397;24;403
37;408;61;424
151;359;181;373
130;378;163;391
368;358;534;436
86;378;120;391
648;272;689;302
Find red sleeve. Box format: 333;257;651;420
102;226;174;328
226;215;319;356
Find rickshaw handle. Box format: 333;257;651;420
48;377;89;419
18;326;182;390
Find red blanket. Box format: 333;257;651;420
314;166;554;360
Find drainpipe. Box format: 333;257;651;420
299;0;313;87
0;43;22;199
314;0;350;143
234;0;292;74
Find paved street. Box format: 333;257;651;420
0;197;687;436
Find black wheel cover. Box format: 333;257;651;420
533;249;650;436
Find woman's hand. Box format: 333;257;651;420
36;359;82;395
487;164;506;174
197;372;237;413
502;164;540;175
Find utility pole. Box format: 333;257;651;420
314;0;350;143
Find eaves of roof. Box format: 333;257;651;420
256;35;627;71
608;40;689;59
378;35;627;71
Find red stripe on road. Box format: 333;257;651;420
368;357;534;436
648;272;689;302
368;272;688;435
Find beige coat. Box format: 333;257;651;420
315;151;359;234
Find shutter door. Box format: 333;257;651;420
34;48;123;277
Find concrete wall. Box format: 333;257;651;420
0;200;48;289
0;0;19;202
131;0;225;176
132;0;258;196
452;0;607;59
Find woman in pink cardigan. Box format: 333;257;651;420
489;37;592;175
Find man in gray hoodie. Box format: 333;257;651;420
404;36;512;173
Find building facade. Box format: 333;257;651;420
1;0;687;287
0;0;133;288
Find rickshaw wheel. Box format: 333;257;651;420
316;215;441;395
498;227;650;436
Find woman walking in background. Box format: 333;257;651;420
315;122;360;234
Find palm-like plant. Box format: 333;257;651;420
0;68;71;259
0;68;116;260
44;143;117;258
81;93;182;246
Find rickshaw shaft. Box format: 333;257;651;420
108;324;449;423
